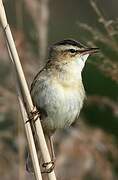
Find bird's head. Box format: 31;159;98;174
49;39;99;71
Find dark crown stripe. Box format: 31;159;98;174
53;39;87;49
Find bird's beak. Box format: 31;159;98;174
79;47;99;55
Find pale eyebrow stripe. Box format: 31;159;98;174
56;45;79;51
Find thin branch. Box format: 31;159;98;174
90;0;118;49
6;36;42;180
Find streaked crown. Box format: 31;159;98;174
49;39;99;59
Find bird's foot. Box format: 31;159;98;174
41;160;55;173
25;107;40;124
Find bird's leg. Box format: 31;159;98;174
41;135;55;173
49;135;56;162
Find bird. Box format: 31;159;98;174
28;39;99;173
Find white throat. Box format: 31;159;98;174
77;54;89;71
72;54;89;79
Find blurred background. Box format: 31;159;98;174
0;0;118;179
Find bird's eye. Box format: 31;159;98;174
69;49;77;53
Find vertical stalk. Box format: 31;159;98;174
0;1;57;180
